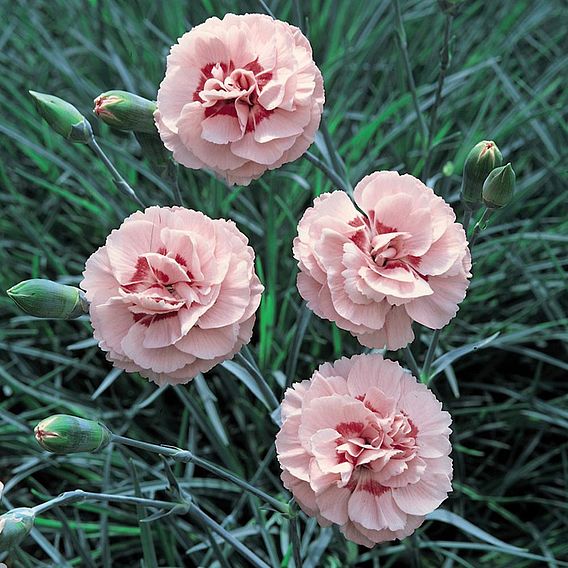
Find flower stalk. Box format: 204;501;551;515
393;0;428;145
421;328;441;382
87;134;145;208
26;490;270;568
111;434;290;515
422;10;454;181
289;512;302;568
304;151;351;194
234;352;280;411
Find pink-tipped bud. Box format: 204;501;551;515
93;90;157;133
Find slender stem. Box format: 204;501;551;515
421;329;441;382
393;0;428;145
222;446;277;528
321;120;353;194
304;151;350;194
290;515;302;568
469;207;493;247
423;13;453;180
421;189;478;381
198;518;233;568
112;434;289;515
88;135;145;208
32;489;178;516
234;352;280;411
30;489;270;568
188;503;270;568
172;163;185;207
462;207;473;235
404;345;421;379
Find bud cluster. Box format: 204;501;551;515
461;140;516;211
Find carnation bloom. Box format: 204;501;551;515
293;171;471;350
276;354;452;547
81;206;263;386
155;13;324;186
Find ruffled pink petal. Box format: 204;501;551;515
348;485;407;532
276;353;452;547
82;206;263;386
392;471;452;516
174;323;238;359
404;271;470;329
355;307;415;351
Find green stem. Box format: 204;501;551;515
304;151;350;194
88;135;145;208
112;434;289;515
462;206;473;235
234;352;280;411
32;489;178;516
423;13;453;180
421;189;479;382
172;162;186;206
31;489;269;568
469;207;493;247
321;119;353;194
421;329;441;383
290;515;303;568
393;0;428;145
188;503;270;568
404;345;421;379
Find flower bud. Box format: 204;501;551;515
29;91;92;143
482;163;516;209
7;279;88;319
461;141;503;209
93;90;157;133
0;508;35;549
34;415;112;454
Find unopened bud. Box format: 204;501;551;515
461;141;503;209
482;163;516;209
35;415;112;454
7;279;88;319
0;508;35;549
93;90;157;133
29;91;91;143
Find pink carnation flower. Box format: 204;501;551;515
81;207;263;386
293;171;472;350
155;13;324;186
276;354;453;547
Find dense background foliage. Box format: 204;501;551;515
1;0;566;566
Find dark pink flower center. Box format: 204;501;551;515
349;213;425;278
193;59;273;132
335;407;419;475
121;248;195;327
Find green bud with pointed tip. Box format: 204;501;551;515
94;90;157;133
461;141;503;209
7;279;88;319
29;91;92;143
482;163;516;209
34;415;112;454
0;508;35;549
